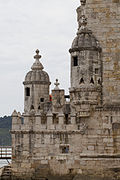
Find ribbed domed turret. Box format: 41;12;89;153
69;12;102;108
69;14;101;53
23;50;51;113
69;28;101;53
23;49;50;85
24;70;50;84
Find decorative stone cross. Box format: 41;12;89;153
34;49;42;60
79;15;87;29
54;79;60;90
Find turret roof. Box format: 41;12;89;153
23;50;50;85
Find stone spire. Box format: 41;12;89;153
54;79;60;90
31;49;44;70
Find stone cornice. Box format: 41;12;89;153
11;130;88;135
69;86;102;92
103;104;120;111
69;46;102;53
23;81;51;85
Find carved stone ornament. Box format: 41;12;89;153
80;0;86;6
54;79;60;90
79;15;87;30
79;122;88;135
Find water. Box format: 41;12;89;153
0;147;12;168
0;159;11;168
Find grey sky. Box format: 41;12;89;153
0;0;80;117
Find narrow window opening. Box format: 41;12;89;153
61;146;69;154
95;68;99;74
90;77;94;84
65;114;69;124
40;98;44;102
80;77;84;84
73;56;78;66
21;117;24;125
25;87;30;96
98;79;101;85
111;116;113;123
38;105;41;110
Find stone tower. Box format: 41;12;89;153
23;49;51;114
69;9;102;118
11;1;120;180
77;0;120;104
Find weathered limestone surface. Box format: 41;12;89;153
10;0;120;180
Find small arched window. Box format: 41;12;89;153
25;87;30;96
73;56;78;66
40;98;44;102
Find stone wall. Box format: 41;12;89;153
11;108;120;179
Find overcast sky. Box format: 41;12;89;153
0;0;80;117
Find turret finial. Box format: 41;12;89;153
54;79;60;90
31;49;44;70
34;49;42;60
79;15;87;30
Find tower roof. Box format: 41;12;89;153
23;50;50;85
69;14;101;53
69;28;101;53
